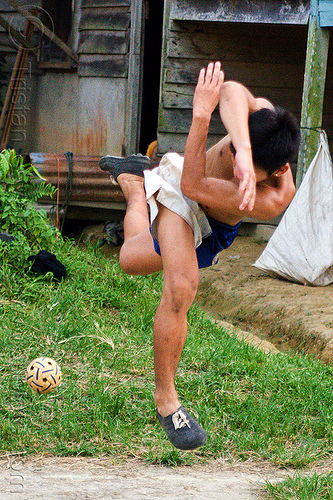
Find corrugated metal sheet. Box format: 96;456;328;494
31;153;125;204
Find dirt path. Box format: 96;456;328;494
1;456;332;500
197;232;333;364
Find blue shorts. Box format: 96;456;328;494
152;215;241;269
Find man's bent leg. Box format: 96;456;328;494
117;174;149;240
153;205;207;449
117;173;162;275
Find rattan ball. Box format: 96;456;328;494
26;357;62;394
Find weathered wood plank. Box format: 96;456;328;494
163;85;194;109
78;54;128;77
157;131;221;155
319;11;333;27
165;59;304;88
0;0;40;10
319;0;333;11
81;0;130;7
78;31;129;55
159;105;302;135
159;107;226;134
0;32;16;51
80;8;130;31
167;24;307;64
170;0;310;24
163;83;303;113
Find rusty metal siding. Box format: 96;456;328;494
31;153;124;204
0;0;136;157
27;72;126;156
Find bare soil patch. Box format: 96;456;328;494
197;233;333;364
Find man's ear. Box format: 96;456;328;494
273;163;289;177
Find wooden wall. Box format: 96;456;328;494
0;0;135;155
158;19;309;157
78;0;130;78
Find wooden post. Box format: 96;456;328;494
125;0;145;155
296;0;330;188
157;0;171;155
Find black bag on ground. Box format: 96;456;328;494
27;250;67;281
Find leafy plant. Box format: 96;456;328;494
0;149;61;265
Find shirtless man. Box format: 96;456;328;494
99;61;300;450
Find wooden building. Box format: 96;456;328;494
157;0;332;170
0;0;332;216
0;0;164;158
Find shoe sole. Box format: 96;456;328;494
99;154;151;182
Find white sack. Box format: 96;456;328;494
254;131;333;286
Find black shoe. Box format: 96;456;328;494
157;406;207;450
99;154;151;183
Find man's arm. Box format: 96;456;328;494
181;62;274;211
217;81;274;210
181;61;223;203
181;62;294;220
183;165;295;222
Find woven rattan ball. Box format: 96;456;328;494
26;357;62;394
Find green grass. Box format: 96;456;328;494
264;472;333;499
1;240;333;467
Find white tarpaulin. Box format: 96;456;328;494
254;131;333;286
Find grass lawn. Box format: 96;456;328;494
1;240;333;471
264;472;333;499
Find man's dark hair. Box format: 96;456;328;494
230;107;300;176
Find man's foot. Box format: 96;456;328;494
99;154;151;183
156;406;207;450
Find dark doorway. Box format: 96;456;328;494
139;1;164;155
42;0;72;43
40;0;73;62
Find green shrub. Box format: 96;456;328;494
0;149;61;266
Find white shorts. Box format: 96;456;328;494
144;152;212;248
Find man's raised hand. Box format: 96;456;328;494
193;62;224;119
